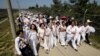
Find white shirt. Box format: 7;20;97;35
85;25;90;34
23;25;30;39
45;27;51;37
15;37;27;55
85;25;95;34
43;18;47;23
39;19;44;23
23;18;30;25
67;25;77;36
38;27;45;38
76;26;82;35
52;25;57;36
81;26;86;34
15;37;21;55
28;30;38;43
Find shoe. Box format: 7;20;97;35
35;54;39;56
65;44;69;46
61;45;64;47
89;42;92;45
64;46;67;49
55;44;57;47
45;50;49;54
77;45;80;47
74;49;78;51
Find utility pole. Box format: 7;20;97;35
6;0;16;38
83;9;88;24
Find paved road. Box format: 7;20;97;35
39;43;100;56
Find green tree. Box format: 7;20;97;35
35;3;39;9
68;0;90;19
28;6;35;9
69;0;76;3
51;0;62;16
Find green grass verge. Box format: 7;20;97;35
0;11;19;56
0;20;14;56
90;34;100;50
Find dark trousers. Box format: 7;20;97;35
18;22;24;30
20;45;34;56
18;24;23;30
85;33;90;44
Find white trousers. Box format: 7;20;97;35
66;34;79;49
43;34;54;50
72;34;79;49
50;36;54;48
59;32;66;45
71;37;77;49
66;34;73;45
76;34;81;45
81;33;86;42
44;36;51;50
24;30;29;40
29;40;38;55
44;35;57;50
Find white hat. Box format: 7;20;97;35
27;16;31;18
39;14;43;18
87;19;92;23
71;17;74;20
49;16;53;19
56;16;59;20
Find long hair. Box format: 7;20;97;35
30;24;38;32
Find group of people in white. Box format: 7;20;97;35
15;11;95;56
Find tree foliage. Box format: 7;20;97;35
28;0;100;18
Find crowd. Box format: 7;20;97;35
15;11;95;56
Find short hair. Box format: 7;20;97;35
77;21;81;26
71;20;75;24
16;30;23;36
56;21;60;25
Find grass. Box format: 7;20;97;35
0;11;18;56
90;34;100;50
0;20;14;56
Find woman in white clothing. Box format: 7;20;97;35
56;22;60;42
38;23;46;48
23;24;30;40
52;21;57;47
59;21;66;46
44;26;52;54
47;21;56;49
28;24;38;56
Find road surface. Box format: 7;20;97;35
39;43;100;56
